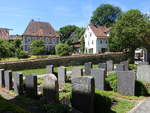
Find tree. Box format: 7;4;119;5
59;25;80;43
90;4;122;27
109;9;150;63
30;40;46;55
55;43;71;56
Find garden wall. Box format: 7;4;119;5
0;52;128;70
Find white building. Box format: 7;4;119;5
84;25;111;54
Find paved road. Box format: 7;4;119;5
129;97;150;113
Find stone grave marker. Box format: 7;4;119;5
84;62;92;75
116;64;125;71
46;65;54;74
72;67;83;79
4;70;13;90
42;74;59;103
0;69;5;88
58;66;66;82
106;60;114;71
91;68;106;90
98;63;107;72
117;71;136;96
137;65;150;83
25;75;37;97
14;72;24;95
120;61;129;71
71;76;95;113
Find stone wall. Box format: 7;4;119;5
0;52;127;70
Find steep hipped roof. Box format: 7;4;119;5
0;28;10;40
89;24;111;38
23;20;59;38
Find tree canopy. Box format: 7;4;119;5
109;9;150;62
90;4;122;27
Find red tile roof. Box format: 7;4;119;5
0;28;10;40
23;20;59;38
89;24;111;38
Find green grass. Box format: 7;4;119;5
0;96;30;113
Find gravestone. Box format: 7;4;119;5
117;71;136;96
120;61;129;71
138;62;149;65
14;72;24;95
137;65;150;83
106;60;114;71
25;75;37;98
46;65;54;74
4;70;13;90
84;62;92;75
116;64;125;71
72;67;83;79
58;66;66;82
71;76;95;113
42;74;59;103
91;68;106;90
98;63;107;71
0;69;5;88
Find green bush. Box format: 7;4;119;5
106;72;117;92
135;80;148;96
129;64;137;70
55;43;71;56
41;103;71;113
15;49;29;59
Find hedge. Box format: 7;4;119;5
0;52;127;70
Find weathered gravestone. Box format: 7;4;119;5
0;69;5;88
72;67;83;79
84;62;92;75
4;70;13;90
137;65;150;83
117;71;136;96
71;76;95;113
25;75;37;97
98;63;107;72
14;72;24;95
42;74;59;103
46;65;54;74
116;64;125;71
58;66;66;82
106;60;114;71
138;62;149;65
91;68;106;90
120;61;129;71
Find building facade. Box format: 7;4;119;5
22;20;59;52
84;25;111;54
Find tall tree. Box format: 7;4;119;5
90;4;122;27
109;9;150;63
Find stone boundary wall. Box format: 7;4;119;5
0;52;127;70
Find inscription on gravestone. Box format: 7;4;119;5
91;68;106;90
46;65;54;74
58;66;66;82
0;69;5;88
72;67;83;79
14;72;24;95
117;71;136;96
25;75;37;97
42;74;59;103
71;76;95;113
4;70;13;90
84;62;92;75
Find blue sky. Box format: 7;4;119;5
0;0;150;34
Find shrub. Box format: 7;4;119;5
15;49;29;59
55;43;71;56
106;72;117;92
30;40;46;55
135;80;148;96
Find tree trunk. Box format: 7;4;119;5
128;48;135;64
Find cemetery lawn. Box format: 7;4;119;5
0;96;30;113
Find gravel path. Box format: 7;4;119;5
129;97;150;113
